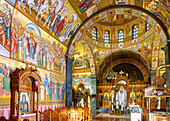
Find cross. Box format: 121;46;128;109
119;70;124;76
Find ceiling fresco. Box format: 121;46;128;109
10;0;82;46
3;0;170;73
68;0;142;21
67;4;169;73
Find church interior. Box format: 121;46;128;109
0;0;170;120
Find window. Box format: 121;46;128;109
132;24;138;39
93;26;98;41
145;21;149;32
104;30;110;43
118;29;124;43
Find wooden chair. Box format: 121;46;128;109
59;107;68;121
41;109;52;121
51;108;61;121
68;106;78;121
77;107;84;121
23;118;29;121
84;107;89;121
9;116;17;121
0;116;7;121
154;116;168;121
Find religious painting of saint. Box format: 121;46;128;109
104;92;109;101
20;93;29;113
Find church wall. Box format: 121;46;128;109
13;0;82;46
0;0;69;116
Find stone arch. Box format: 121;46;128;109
97;49;150;74
103;58;149;82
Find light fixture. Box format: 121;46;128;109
106;20;116;82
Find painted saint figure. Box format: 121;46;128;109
11;28;19;58
26;33;37;60
20;94;29;113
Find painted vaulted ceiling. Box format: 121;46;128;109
3;0;170;75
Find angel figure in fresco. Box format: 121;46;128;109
26;33;37;60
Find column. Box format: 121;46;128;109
150;71;156;85
65;55;73;108
91;74;97;110
163;42;170;111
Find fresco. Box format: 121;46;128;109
73;43;92;73
68;0;142;21
0;56;66;104
144;0;170;35
39;69;66;102
14;0;82;46
0;0;13;58
5;0;16;6
0;56;26;102
11;9;66;73
72;74;91;93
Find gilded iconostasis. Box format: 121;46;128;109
0;0;169;108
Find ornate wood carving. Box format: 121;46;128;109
10;66;42;121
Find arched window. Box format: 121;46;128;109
145;21;149;32
104;30;110;43
132;24;138;39
118;29;124;43
93;26;98;41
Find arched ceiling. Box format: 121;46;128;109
67;3;170;73
97;49;150;74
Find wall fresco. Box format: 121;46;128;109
0;56;66;104
11;9;66;74
0;0;13;57
14;0;82;46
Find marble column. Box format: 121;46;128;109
91;74;97;110
65;55;73;108
163;42;170;112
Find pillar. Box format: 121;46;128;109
150;71;156;85
65;55;73;108
163;42;170;112
91;74;97;110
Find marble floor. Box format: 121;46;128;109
92;117;131;121
92;112;131;121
